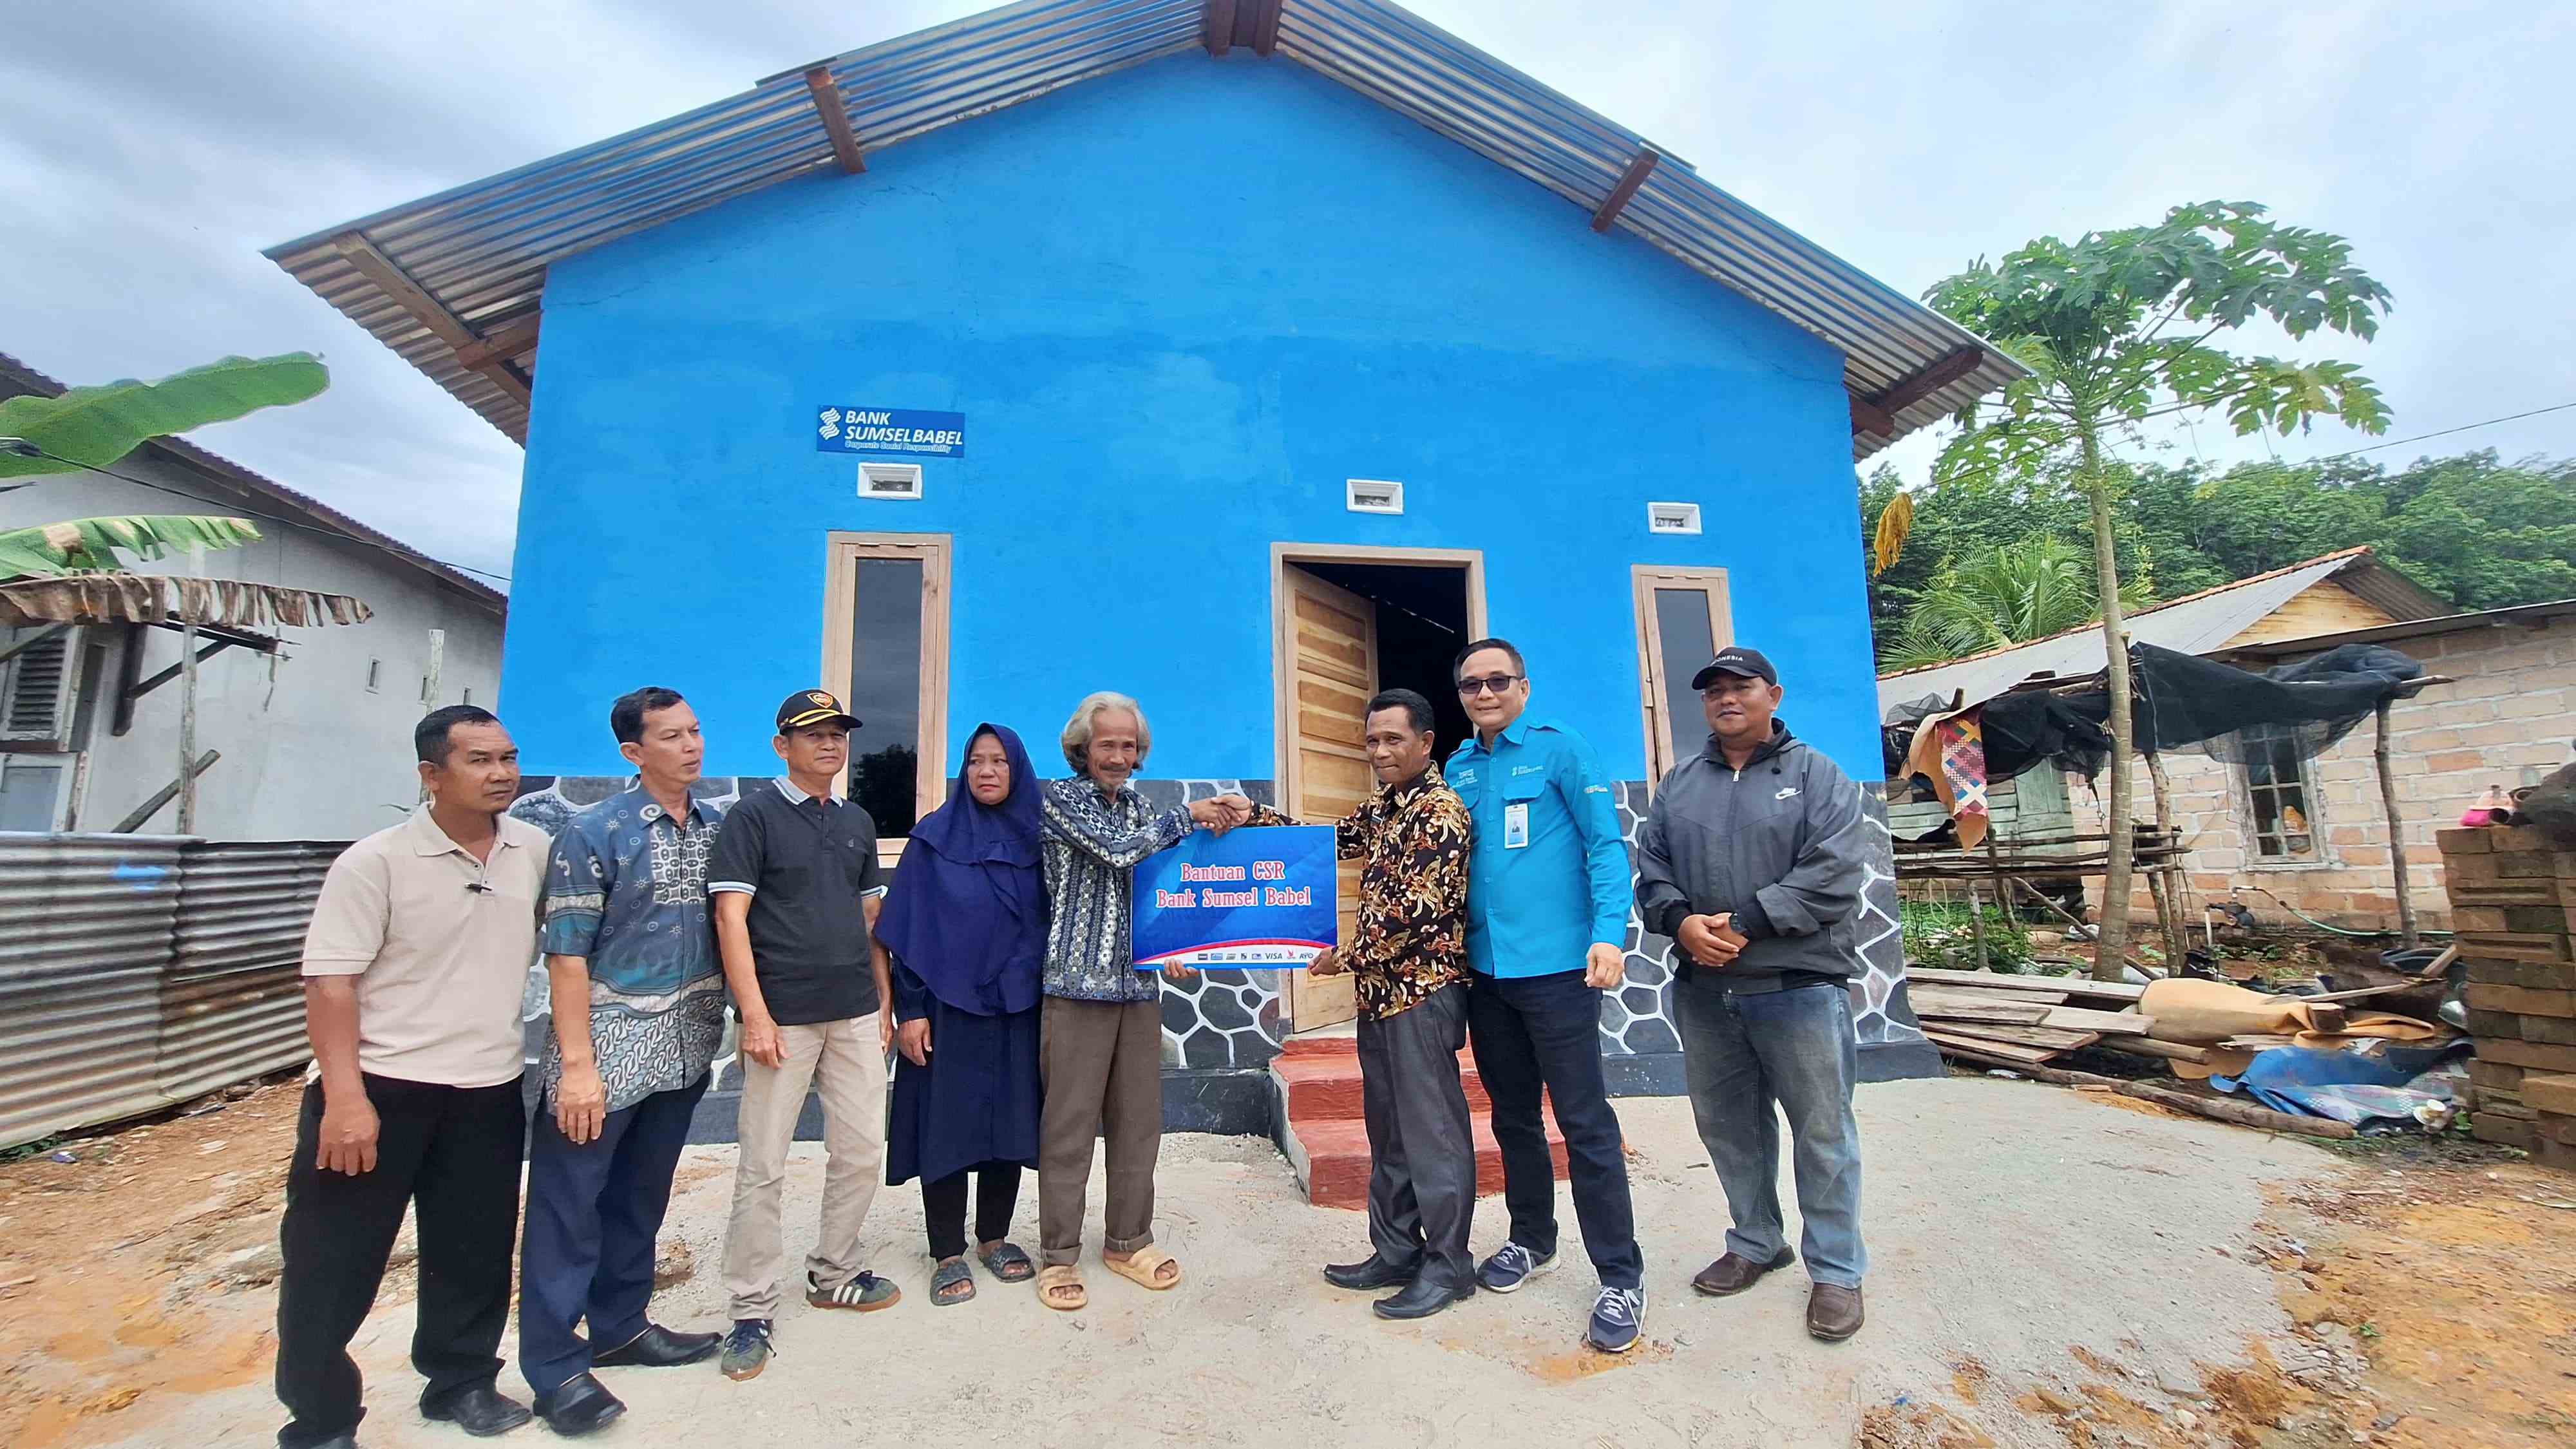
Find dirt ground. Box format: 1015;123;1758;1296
5;1072;2571;1448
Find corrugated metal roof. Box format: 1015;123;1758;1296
265;0;2019;457
1876;550;2406;721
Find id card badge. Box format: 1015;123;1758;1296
1502;801;1531;849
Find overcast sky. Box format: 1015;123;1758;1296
4;1;2568;587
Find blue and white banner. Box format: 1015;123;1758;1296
1131;825;1338;970
815;405;967;458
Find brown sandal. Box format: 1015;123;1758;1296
1102;1245;1181;1291
1036;1264;1086;1311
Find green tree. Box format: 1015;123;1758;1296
0;354;327;479
0;514;262;582
1878;531;2152;671
1924;201;2393;979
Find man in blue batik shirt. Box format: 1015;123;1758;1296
1444;638;1646;1354
516;687;729;1435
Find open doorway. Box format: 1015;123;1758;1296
1271;546;1484;1032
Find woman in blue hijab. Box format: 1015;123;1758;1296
879;723;1046;1305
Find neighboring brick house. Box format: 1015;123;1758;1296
1883;547;2576;935
2074;600;2575;934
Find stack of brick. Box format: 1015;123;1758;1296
2441;823;2576;1170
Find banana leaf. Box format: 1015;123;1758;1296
0;515;263;582
0;354;328;479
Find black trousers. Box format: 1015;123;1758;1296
922;1161;1024;1260
1358;982;1477;1293
1464;969;1643;1289
275;1074;525;1449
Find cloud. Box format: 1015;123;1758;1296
4;0;2568;594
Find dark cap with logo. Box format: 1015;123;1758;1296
775;689;862;733
1691;647;1777;690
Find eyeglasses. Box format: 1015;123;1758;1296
1455;674;1523;697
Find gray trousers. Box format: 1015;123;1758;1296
1358;982;1476;1293
1676;978;1867;1288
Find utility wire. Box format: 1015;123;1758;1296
16;448;512;585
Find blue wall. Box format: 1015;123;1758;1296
506;53;1879;782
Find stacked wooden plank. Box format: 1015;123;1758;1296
1906;966;2155;1068
2441;824;2576;1171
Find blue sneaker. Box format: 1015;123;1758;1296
1586;1286;1645;1354
1475;1241;1558;1293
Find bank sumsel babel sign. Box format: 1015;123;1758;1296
815;405;967;459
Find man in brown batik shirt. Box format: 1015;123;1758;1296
1248;687;1476;1320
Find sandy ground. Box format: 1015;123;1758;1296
4;1074;2371;1449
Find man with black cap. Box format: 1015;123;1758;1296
707;690;899;1383
1634;646;1872;1343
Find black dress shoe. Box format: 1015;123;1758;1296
591;1322;720;1368
421;1381;533;1437
1323;1255;1417;1291
532;1373;625;1437
1372;1278;1475;1321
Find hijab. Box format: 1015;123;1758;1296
873;723;1046;1016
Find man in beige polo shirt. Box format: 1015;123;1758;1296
275;705;551;1449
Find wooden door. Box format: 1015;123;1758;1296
1283;566;1376;1031
1631;566;1734;788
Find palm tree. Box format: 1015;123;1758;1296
1877;531;2150;671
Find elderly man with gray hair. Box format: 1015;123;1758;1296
1031;691;1248;1312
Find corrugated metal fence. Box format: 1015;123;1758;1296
0;834;346;1150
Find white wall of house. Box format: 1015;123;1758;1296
0;445;503;839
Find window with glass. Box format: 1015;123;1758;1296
1630;566;1733;784
2240;728;2321;862
822;534;950;841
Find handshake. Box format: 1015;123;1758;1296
1186;793;1258;835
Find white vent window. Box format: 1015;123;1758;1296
1647;502;1703;535
1345;478;1404;515
858;462;924;500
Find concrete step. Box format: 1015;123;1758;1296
1285;1110;1569;1211
1270;1036;1570;1209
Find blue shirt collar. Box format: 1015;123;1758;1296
1453;714;1535;761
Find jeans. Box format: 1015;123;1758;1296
518;1075;708;1397
1676;980;1866;1288
274;1075;524;1449
1464;968;1643;1289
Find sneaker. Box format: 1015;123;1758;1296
719;1320;774;1382
1475;1241;1558;1294
808;1269;902;1311
1586;1286;1645;1354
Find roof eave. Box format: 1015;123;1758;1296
261;0;2022;457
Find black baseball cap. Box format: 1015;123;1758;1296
775;689;861;732
1691;647;1777;690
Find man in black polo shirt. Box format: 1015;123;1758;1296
708;690;899;1382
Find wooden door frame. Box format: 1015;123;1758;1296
1269;543;1488;814
1631;564;1733;788
820;531;952;833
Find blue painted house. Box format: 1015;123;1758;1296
271;0;2011;1121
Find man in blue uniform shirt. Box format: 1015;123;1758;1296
1445;638;1645;1353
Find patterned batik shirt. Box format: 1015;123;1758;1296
1038;775;1197;1003
535;786;730;1112
1255;765;1472;1021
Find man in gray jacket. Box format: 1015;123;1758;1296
1635;646;1869;1343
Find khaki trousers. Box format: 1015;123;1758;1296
721;1012;885;1319
1037;996;1163;1269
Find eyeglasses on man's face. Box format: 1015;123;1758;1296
1455;674;1523;697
